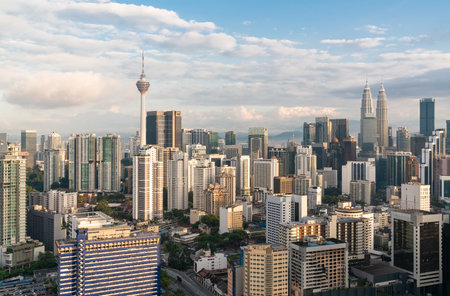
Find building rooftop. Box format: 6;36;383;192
352;263;405;276
292;237;345;248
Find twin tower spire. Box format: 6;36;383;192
360;80;389;148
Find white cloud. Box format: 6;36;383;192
232;106;263;121
242;20;251;25
278;106;336;119
398;35;428;42
321;37;385;48
364;25;388;35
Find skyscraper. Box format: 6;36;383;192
190;158;215;210
47;132;61;150
387;151;412;186
43;149;65;192
303;122;316;145
0;133;8;153
253;158;279;192
331;118;349;142
132;147;163;221
375;83;389;148
360;81;373;144
446;120;450;154
168;151;189;210
97;134;121;192
68;134;97;192
396;127;411;152
225;131;236;145
21;130;37;168
146;110;182;149
248;127;268;170
315;117;332;143
0;151;26;245
420;98;435;138
136;51;150;147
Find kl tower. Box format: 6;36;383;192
136;51;150;147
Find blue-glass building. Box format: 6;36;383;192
420;98;435;138
56;229;161;296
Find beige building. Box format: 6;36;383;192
205;184;228;215
242;244;288;296
219;204;243;234
278;218;327;248
190;209;207;224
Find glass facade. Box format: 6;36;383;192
420;98;435;137
420;222;440;273
393;219;414;272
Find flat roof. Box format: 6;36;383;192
352;263;405;276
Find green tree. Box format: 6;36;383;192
96;199;112;216
161;270;171;290
200;215;219;228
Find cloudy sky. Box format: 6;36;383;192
1;0;450;140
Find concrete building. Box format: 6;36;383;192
315;117;332;144
56;227;161;296
318;167;338;188
43;149;65;192
278;218;327;248
420;129;446;198
1;240;44;271
168;151;189;210
97;134;121;192
146;110;182;149
68;134;97;192
133;146;163;221
0;150;26;245
248;127;268;167
294;175;311;195
295;146;317;185
21;130;37;168
0;133;7;153
237;155;251;196
242;244;288;296
307;186;322;210
29;190;77;214
290;237;348;296
190;158;215;211
331;118;349;142
194;252;227;273
391;210;442;294
397;127;411;152
328;215;366;262
376;83;389;148
350;180;375;205
67;211;115;239
420;98;435;137
303;122;316;145
216;169;236;206
253;158;279;192
274;176;294;194
190;209;207;224
401;183;430;212
205;184;228;216
341;159;376;195
227;260;244;296
27;206;65;254
219;204;243;234
266;195;307;244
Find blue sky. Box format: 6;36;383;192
1;0;450;140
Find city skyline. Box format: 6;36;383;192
2;0;450;136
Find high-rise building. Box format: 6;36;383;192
278;218;327;248
208;132;219;153
219;204;243;234
401;183;430;212
266;194;307;244
447;120;450;155
387;151;412;186
303;122;316;145
376;83;389;147
27;206;65;254
216;170;236;206
242;244;288;296
56;228;161;296
29;190;77;214
204;184;227;215
273;176;294;194
294;175;312;195
146;110;182;149
0;133;7;153
168;151;189;210
43;149;65;192
237;155;251;196
420;98;435;138
341;159;376;195
190;158;215;210
315;117;332;144
410;134;427;157
420;129;446;198
136;51;150;146
328;215;366;262
21;130;37;168
388;126;394;147
307;186;322;210
227;260;244;296
133;147;163;221
248;127;268;170
295;146;317;185
225;131;237;145
97;134;121;192
360;81;373;145
290;236;348;296
331;119;349;142
391;210;442;293
158;146;179;188
68;134;97;192
0;151;26;245
47;132;61;150
349;180;375;205
396;127;411;152
342;137;357;165
253;158;279;192
268;147;290;177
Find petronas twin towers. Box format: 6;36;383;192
360;81;389;151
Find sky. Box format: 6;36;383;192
1;0;450;140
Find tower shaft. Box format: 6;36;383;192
140;92;146;146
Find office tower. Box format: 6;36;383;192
208;132;219;153
447;120;450;154
360;81;373;144
294;175;312;195
315;117;332;144
216;170;236;206
295;145;317;183
43;149;65;192
268;147;290;176
158;146;179;188
242;244;288;296
56;228;161;296
29;190;77;214
420;129;446;198
27;206;65;254
360;114;378;155
318;167;338;188
388;126;394;147
0;133;7;153
387;151;412;186
331;119;349;142
397;127;411;152
327;139;342;179
133;147;163;221
349;180;375;205
67;211;115;238
266;195;307;244
307;186;322;210
97;134;121;192
40;134;46;152
328;215;366;262
303;122;316;145
204;184;227;215
342;137;357;165
248;127;268;169
219;204;243;234
341;159;376;195
401;183;430;211
68;134;97;192
47;132;61;150
0;151;26;245
237;155;250;196
407;155;420;182
227;260;244;296
136;51;150;146
253;158;279;192
290;237;348;296
420;98;435;137
224;145;242;159
168;151;189;210
411;134;427;157
225;131;237;145
190;158;215;210
129;132;140;156
21;130;37;168
146;110;182;149
191;128;209;146
278;218;327;248
376;83;389;147
274;176;294;194
391;210;442;293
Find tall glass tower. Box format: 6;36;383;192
420;98;435;137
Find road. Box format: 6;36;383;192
163;267;213;296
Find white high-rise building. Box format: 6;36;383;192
307;186;322;210
360;81;374;145
341;159;376;195
47;132;62;150
376;83;389;148
219;204;243;234
132;147;163;221
237;155;251;196
189;158;215;210
396;127;411;152
48;190;77;214
420;129;446;197
136;51;150;147
168;151;189;210
295;146;317;186
43;149;65;192
266;194;307;244
253;158;279;192
401;183;430;212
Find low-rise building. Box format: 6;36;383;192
0;240;45;271
190;209;207;224
219;204;243;234
194;253;227;273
